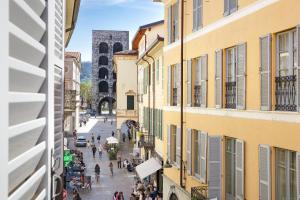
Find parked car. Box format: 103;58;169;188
75;136;87;147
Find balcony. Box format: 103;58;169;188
138;134;154;150
172;88;178;106
191;185;208;200
194;85;201;107
64;90;76;110
225;81;236;109
275;75;297;111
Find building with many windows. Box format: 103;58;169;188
159;0;300;200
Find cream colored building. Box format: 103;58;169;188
113;50;139;130
64;52;81;135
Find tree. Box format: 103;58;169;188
80;81;92;108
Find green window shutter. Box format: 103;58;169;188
127;95;134;110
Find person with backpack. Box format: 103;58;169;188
92;145;97;158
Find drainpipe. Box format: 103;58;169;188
145;53;155;150
180;0;185;189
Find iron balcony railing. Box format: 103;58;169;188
191;186;208;200
172;88;178;106
275;75;297;112
138;134;154;149
225;81;236;109
194;85;201;107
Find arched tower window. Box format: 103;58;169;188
98;81;108;93
113;42;123;53
98;56;108;66
99;42;108;53
99;68;109;79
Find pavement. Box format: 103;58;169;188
67;116;135;200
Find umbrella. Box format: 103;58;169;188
106;136;119;144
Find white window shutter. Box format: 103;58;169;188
259;145;271;200
260;35;272;111
201;55;208;107
187;59;192;106
177;63;181;106
235;139;244;200
296;152;300;200
199;132;207;183
224;0;229;15
167;65;171;106
208;136;222;200
236;43;246;110
176;127;181;167
215;50;223;108
297;25;300;112
167;125;171;161
193;0;197;30
186;129;192;175
168;6;172;44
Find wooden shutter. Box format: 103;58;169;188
215;50;223;108
186;129;192;175
296;152;300;200
260;35;272;111
235;139;244;200
187;59;192;106
200;132;207;182
297;25;300;112
208;136;222;200
168;6;172;44
176;127;181;167
259;145;271;200
167;65;171;106
167;125;171;161
177;63;181;106
236;43;246;109
201;55;208;107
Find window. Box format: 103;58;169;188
225;137;244;200
224;0;237;16
143;66;149;94
275;29;298;112
99;42;108;53
167;125;180;166
167;64;180;106
193;0;203;31
98;56;108;66
156;58;160;83
154;109;163;140
98;81;108;93
98;67;108;79
113;42;123;53
193;55;207;107
168;1;179;44
276;148;297;200
215;50;223;108
225;44;246;109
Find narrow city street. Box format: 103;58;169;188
68;116;135;199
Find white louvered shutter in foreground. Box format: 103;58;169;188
200;55;208;107
260;35;271;111
208;136;222;200
168;6;172;44
177;64;181;106
8;0;47;199
176;127;181;167
297;152;300;200
235;139;245;200
297;25;300;112
215;50;223;108
199;132;207;182
186;129;192;174
236;43;246;110
187;59;192;106
259;145;271;200
167;66;171;106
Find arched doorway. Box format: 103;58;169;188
99;68;109;79
98;81;108;93
98;97;116;115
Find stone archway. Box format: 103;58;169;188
98;96;116;115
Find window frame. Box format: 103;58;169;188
224;0;238;16
193;0;203;32
127;95;134;110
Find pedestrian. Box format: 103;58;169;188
92;145;97;158
87;140;90;149
109;162;114;176
111;120;113;125
83;120;86;126
117;156;122;168
97;134;101;144
118;191;124;200
98;144;102;159
72;189;81;200
113;191;118;200
122;133;126;142
112;131;115;137
73;129;77;139
91;133;95;143
94;164;100;183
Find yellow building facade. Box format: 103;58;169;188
161;0;300;200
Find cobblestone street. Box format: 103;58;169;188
68;116;135;200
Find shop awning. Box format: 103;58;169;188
136;158;162;180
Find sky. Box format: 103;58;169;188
66;0;164;62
